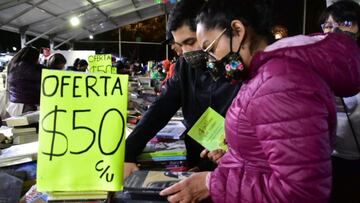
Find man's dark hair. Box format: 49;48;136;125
167;0;205;32
319;0;360;45
48;53;67;69
196;0;274;42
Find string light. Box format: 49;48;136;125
272;25;288;40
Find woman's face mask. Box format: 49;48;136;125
203;28;248;83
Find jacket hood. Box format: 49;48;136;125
251;33;360;97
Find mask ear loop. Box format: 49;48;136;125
229;28;243;55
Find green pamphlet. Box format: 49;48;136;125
188;107;227;151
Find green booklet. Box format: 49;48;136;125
188;107;227;151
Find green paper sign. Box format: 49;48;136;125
188;107;227;151
88;54;116;74
37;69;128;192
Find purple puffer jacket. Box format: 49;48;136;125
209;33;360;203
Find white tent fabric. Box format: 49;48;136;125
326;0;360;6
0;0;173;45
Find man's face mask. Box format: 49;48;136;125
183;50;207;68
204;28;248;83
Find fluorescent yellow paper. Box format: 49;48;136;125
37;69;128;192
88;54;114;74
188;107;227;151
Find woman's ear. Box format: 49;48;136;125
231;20;246;38
230;20;246;50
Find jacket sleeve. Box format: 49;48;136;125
125;60;182;162
210;70;335;203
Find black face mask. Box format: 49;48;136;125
206;32;248;83
183;50;207;69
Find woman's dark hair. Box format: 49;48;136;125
73;58;80;67
196;0;274;42
168;0;205;32
47;53;67;69
78;59;88;67
319;0;360;25
9;46;39;65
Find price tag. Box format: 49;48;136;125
88;54;115;74
37;69;128;192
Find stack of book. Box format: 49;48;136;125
2;111;39;145
11;127;37;144
0;141;38;167
138;121;188;172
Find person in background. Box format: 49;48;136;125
161;59;173;84
160;0;360;202
66;58;79;71
319;1;360;202
6;46;44;116
77;59;88;72
47;53;66;70
124;0;242;178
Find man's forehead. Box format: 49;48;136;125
172;25;196;43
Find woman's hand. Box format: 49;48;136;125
160;172;210;203
200;149;226;164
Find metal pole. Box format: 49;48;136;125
49;34;55;51
19;27;27;48
165;14;168;59
54;32;83;49
302;0;307;35
119;27;122;57
25;24;62;45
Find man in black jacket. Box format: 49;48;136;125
124;0;242;178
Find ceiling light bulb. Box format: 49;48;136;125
70;16;80;27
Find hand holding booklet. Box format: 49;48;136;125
188;107;227;151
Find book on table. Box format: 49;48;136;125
0;141;38;167
124;170;192;200
137;140;186;162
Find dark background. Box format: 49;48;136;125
0;0;326;62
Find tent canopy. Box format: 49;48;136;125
0;0;173;44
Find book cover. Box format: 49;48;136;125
156;121;186;140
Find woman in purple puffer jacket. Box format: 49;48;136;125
160;0;360;202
